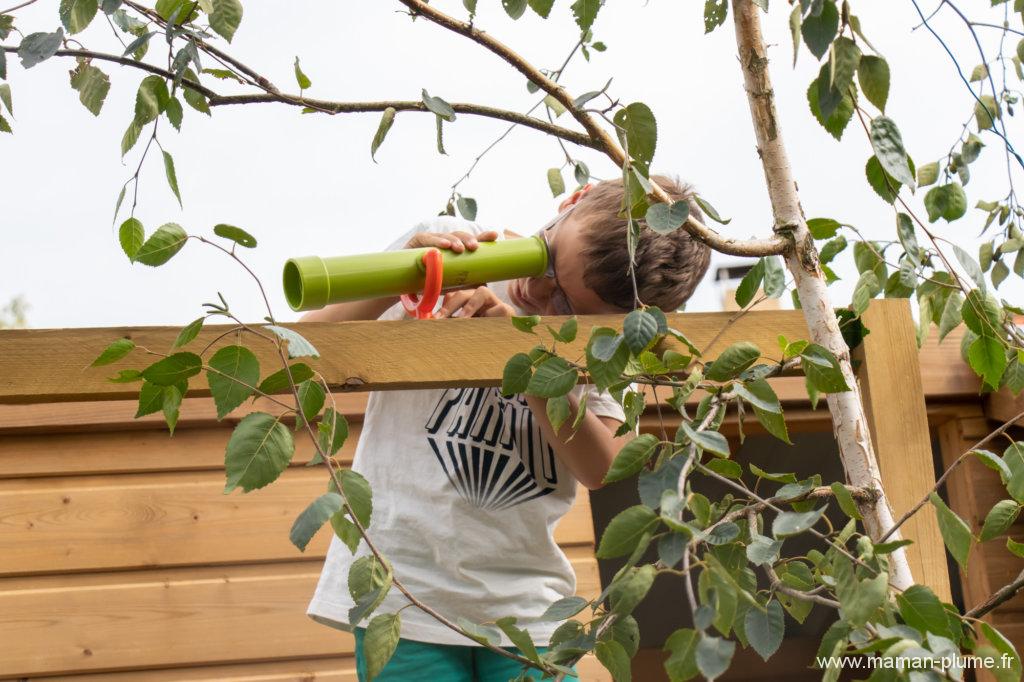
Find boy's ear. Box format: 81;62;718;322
558;183;593;212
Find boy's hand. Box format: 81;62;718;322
405;230;499;254
436;286;514;318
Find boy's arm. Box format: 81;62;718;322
524;393;632;491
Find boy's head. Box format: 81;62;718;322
507;176;712;315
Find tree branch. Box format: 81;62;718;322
966;568;1024;619
0;45;218;99
395;0;788;258
208;94;601;149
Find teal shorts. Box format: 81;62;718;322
353;628;568;681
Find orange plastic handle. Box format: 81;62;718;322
400;248;443;319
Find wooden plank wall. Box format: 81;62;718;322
0;396;609;681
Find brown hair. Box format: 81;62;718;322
574;176;712;311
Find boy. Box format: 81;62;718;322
304;177;711;681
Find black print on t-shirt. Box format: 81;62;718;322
424;388;558;510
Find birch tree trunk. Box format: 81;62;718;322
730;0;914;590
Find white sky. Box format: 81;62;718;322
2;0;1022;328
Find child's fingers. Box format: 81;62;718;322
436;291;469;318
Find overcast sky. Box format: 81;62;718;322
2;0;1022;328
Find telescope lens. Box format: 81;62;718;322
283;260;304;311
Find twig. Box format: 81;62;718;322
879;407;1024;541
0;0;37;14
965;568;1024;618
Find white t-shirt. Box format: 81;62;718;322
307;217;625;646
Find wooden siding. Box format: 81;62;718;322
0;397;608;680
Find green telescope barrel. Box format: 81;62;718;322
283;236;549;311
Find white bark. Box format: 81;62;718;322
731;0;914;590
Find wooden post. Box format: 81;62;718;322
857;299;952;601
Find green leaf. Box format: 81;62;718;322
109;369;143;383
134;75;168;124
317;407;349;457
857;55;889;112
962;289;1000;336
975;94;1001;130
60;0;97;34
745;600;784;661
502;0;527;18
547;167;566;197
164;96;182;130
162;383;182;434
695;634;735;681
663;628;699;682
209;0;242;42
500;353;533;396
556;317;578;343
703;458;741;480
800;344;850;393
924;183;968;223
172;317;204;348
980;499;1020;541
545;394;571;433
703;0;728;33
526;356;577;398
772;507;826;538
869;116;915;190
511;315;541;334
19;29;64;69
646;201;690;234
296;379;325;423
705;342;760;382
421;88;455;122
541;596;588;622
829;37;861;95
807;217;840;239
694;195;731;225
896;585;953;639
734;260;764;308
597;505;659;558
135;380;166;417
613;102;657;170
740;378;790;444
289;492;342;551
968;335;1007;389
293;56;311;90
917;161;940;187
182;72;210;114
207;345;260;419
680;423;730;458
604;434;660;483
596;640;631;682
330;512;360;553
762;256;785;298
980;622;1022;682
1009;537;1024;559
746;534;783;566
142;351;201;385
257;362;313;396
224;412;294;493
807;68;854;140
135;223;188;267
830;482;862;520
338;469;372;527
609;564;656;616
929;492;972;569
587;328;631;391
69;61;110;115
364;613;402;681
162;151;182;207
974;448;1012;481
496;618;540;664
864;155;902;203
1004;443;1024;503
800;0;838;58
91;338;135;366
570;0;600;33
369;107;396;162
623;309;659;354
265;325;319;359
527;0;553;17
212;223;257;248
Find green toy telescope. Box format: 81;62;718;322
283;236;549;318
